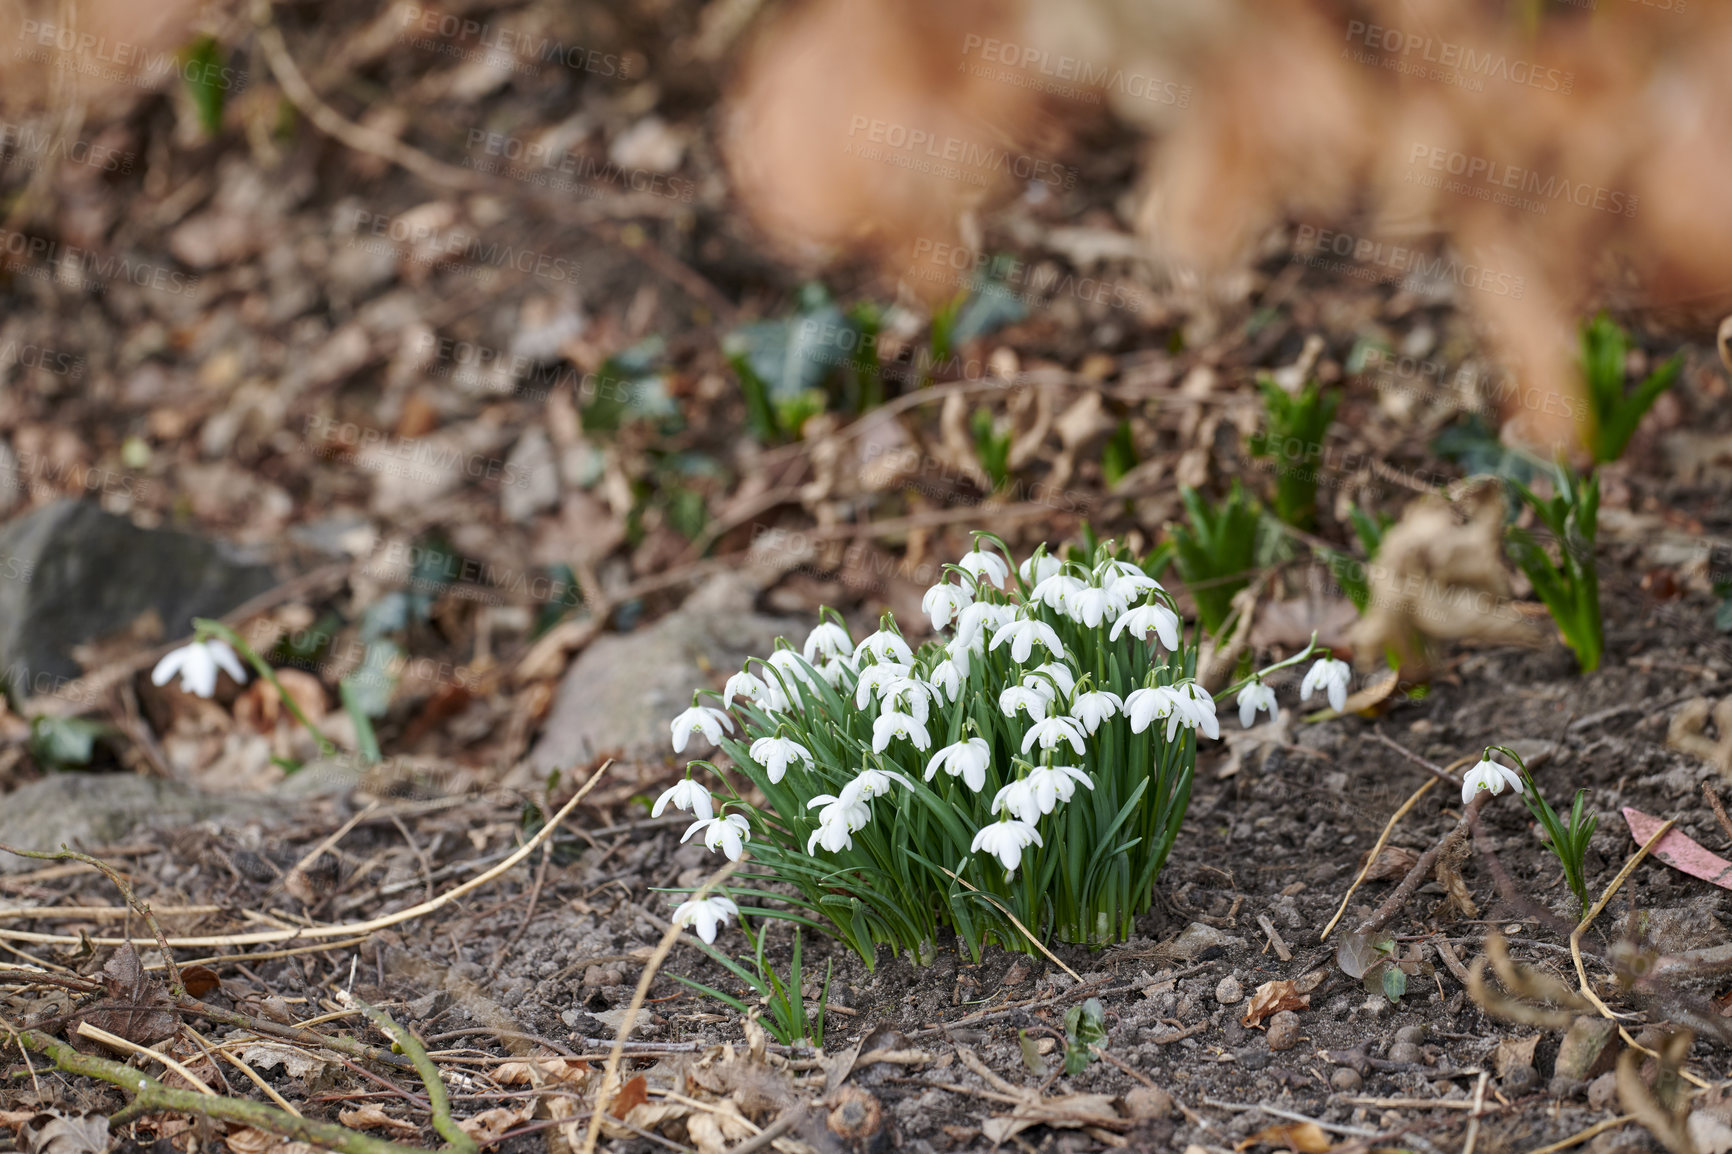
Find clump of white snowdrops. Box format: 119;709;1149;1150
663;533;1323;962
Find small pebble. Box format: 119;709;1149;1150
1266;1011;1301;1052
1236;1047;1271;1071
1330;1067;1362;1092
1549;1075;1587;1101
1123;1086;1174;1119
1215;975;1243;1006
1502;1065;1539;1093
1394;1024;1429;1045
1388;1042;1424;1065
1588;1072;1620;1111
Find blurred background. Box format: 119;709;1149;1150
1;0;1730;798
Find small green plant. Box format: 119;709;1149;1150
180;36;227;136
1170;483;1261;635
672;910;830;1047
1248;375;1340;530
1487;746;1599;914
1062;997;1107;1074
1506;464;1602;672
1100;420;1139;488
971;408;1013;488
1317;504;1391;612
1580;312;1682;464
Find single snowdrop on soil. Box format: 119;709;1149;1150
1300;655;1353;713
672;895;738;943
151;638;248;698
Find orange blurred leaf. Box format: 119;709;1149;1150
1242;979;1310;1029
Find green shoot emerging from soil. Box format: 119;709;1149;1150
1248;373;1340;530
1170;483;1261;636
1489;745;1599;914
1506;464;1602;673
1581;312;1682;464
662;532;1322;965
671;904;830;1047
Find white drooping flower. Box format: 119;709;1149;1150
872;710;931;752
1237;681;1278;729
816;656;854;688
957;548;1010;589
1070;690;1124;734
858;628;915;667
952;602;1012;652
723;671;768;704
971;818;1042;872
671;705;734;753
882;678;935;726
151;639;248;699
672;895;738;943
991;777;1039;823
1106;570;1162;603
1167;681;1220;741
749;735;814;783
652;777;714;822
1020;554;1062;584
807;815;857;855
1097;559;1147;582
1022;764;1094;814
1110;603;1181;651
1067;584;1123;628
803;621;855;664
1025;663;1077;701
854;662;909;707
843;767;910;803
1031;572;1086;613
808;792;871;833
926;737;991;792
929;657;965;702
1020;716;1087;756
1461;757;1525;806
1123;685;1180;735
1300;657;1353;713
990;617;1066;664
922;582;974;631
999;685;1051;719
764;649;822;701
683;813;751;860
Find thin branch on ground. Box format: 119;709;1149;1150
1351;796;1481;941
351;998;478;1154
1321;777;1437;940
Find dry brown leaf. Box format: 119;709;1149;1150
1241;980;1309;1029
1624;807;1732;891
1665;697;1732;778
17;1113;108;1154
493;1056;591;1087
74;942;178;1050
337;1106;417;1134
1492;1035;1541;1079
181;964;221;999
685;1101;758;1154
1236;1120;1332;1153
1360;845;1420;881
979;1092;1124;1145
454;1106;532;1145
610;1073;650;1119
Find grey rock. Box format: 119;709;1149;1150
531;573;801;768
0;500;278;690
1214;975;1243;1005
1388;1042;1424;1065
1587;1072;1620;1111
0;773;273;872
1330;1067;1362;1093
1163;921;1247;962
1236;1047;1270;1070
1394;1023;1429;1045
1549;1074;1587;1101
1502;1064;1538;1093
1123;1085;1174;1119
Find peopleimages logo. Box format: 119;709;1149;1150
396;6;630;78
1290;224;1526;300
1343;20;1573;94
15;21;248;91
0;121;135;173
0;228;202;296
845;116;1078;190
336;208;579;284
958;35;1192;107
1406;144;1637;218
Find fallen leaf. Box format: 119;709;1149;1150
337;1106;417;1134
74;942;178;1049
455;1105;531;1145
1242;980;1310;1028
181;964;221;999
493;1056;590;1087
610;1074;649;1119
239;1043;327;1080
1236;1120;1332;1152
18;1113;108;1154
1361;845;1421;881
1624;808;1732;891
686;1101;758;1154
979;1093;1124;1144
1492;1035;1541;1078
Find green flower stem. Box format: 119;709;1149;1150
193;618;337;758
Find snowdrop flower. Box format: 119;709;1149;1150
854;662;909;707
749;735;814;783
816;656;854;688
1123;685;1180;735
873;710;931;752
1237;681;1278;729
1025;663;1076;701
929;657;965;702
1461;757;1525;807
991;778;1040;823
1067;584;1122;628
672;895;738;943
803;621;854;664
807;816;856;855
842;767;910;803
999;685;1051;719
671;706;734;754
1106;570;1162;603
1020;554;1062;584
1167;681;1220;741
1300;657;1352;714
858;628;914;667
1097;559;1147;582
765;648;821;694
1022;764;1094;814
953;602;1015;652
723;671;768;704
1110;603;1181;651
808;792;870;833
990;617;1066;664
652;777;714;822
683;813;751;861
882;678;935;726
971;818;1042;872
1031;572;1086;613
1070;690;1123;735
1021;716;1086;756
958;548;1010;589
922;582;974;631
151;638;248;698
926;737;991;792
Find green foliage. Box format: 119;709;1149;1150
180;37;226;136
1495;745;1599;914
581;337;678;435
971;408;1012;488
1101;420;1138;488
1434;414;1539;484
27;715;108;770
1318;505;1392;612
1062;998;1106;1075
1247;374;1341;530
1170;483;1260;635
672;914;830;1047
1580;312;1682;464
1506;464;1602;672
